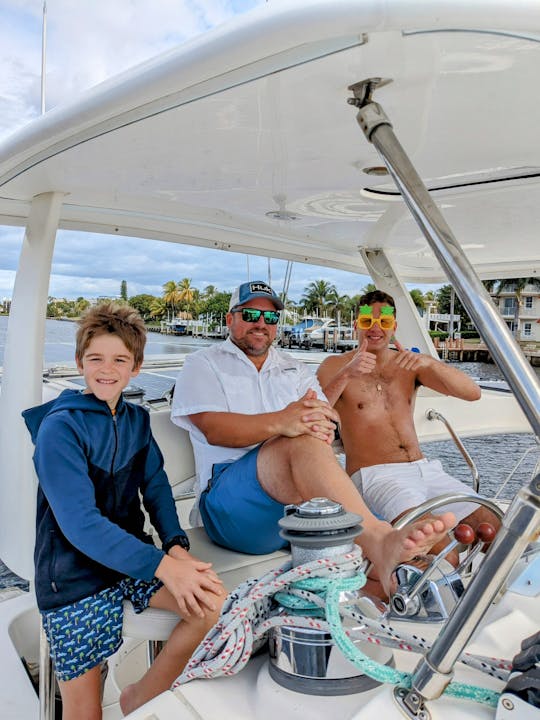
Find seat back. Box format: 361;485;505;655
149;408;196;498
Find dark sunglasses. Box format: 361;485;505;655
231;308;280;325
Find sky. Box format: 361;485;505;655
0;0;438;303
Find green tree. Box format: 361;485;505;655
326;289;351;320
162;281;181;318
436;285;472;327
409;288;425;310
201;291;231;321
74;297;90;317
177;278;195;312
203;284;217;298
46;297;60;317
129;294;156;318
482;279;497;293
120;280;128;301
149;297;167;320
300;280;337;316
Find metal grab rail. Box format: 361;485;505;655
494;444;540;500
426;409;480;493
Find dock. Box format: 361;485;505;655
434;339;540;367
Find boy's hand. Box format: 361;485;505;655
155;552;224;618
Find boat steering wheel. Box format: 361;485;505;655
389;493;504;620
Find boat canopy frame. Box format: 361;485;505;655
347;78;540;437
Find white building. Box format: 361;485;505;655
490;281;540;343
422;301;462;335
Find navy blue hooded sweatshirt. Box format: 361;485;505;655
23;389;186;611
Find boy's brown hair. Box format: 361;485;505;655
358;289;396;315
75;302;146;368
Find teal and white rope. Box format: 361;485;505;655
173;548;510;709
325;574;501;707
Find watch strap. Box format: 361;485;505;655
162;533;190;553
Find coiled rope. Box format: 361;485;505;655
172;548;509;708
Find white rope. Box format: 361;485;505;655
171;548;512;688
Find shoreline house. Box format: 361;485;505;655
488;280;540;344
422;300;462;336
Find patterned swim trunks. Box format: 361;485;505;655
41;577;164;681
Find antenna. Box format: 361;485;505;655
40;1;47;115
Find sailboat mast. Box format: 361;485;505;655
40;1;47;115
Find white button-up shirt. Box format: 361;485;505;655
171;338;326;522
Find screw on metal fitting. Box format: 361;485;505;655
502;697;515;710
347;77;393;108
393;686;431;720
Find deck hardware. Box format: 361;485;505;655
426;409;480;492
268;498;394;695
393;686;431;719
390;495;504;621
497;691;540;718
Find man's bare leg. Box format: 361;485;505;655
257;435;455;596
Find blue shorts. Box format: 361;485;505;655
41;576;163;682
199;445;288;555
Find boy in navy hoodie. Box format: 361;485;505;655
23;302;226;719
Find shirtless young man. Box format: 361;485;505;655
172;281;456;598
317;289;501;556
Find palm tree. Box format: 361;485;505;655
300;280;337;316
162;280;182;319
177;278;195;307
361;282;377;295
409;288;425;311
326;290;350;320
149;297;166;320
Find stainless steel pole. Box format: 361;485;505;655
411;474;540;700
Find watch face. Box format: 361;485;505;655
164;534;190;553
178;535;190;550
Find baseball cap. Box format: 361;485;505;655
229;281;284;311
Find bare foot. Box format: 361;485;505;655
361;512;455;597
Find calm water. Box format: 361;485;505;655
0;315;214;367
0;316;538;590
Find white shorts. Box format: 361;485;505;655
350;458;479;523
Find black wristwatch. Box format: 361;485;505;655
162;533;190;553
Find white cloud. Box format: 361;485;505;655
0;0;264;139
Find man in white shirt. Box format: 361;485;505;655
171;281;454;596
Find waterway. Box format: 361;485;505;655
0;316;538;591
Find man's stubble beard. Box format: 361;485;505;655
230;332;273;358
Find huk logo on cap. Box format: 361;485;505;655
229;279;284;310
249;282;272;295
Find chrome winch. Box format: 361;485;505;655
268;497;394;695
